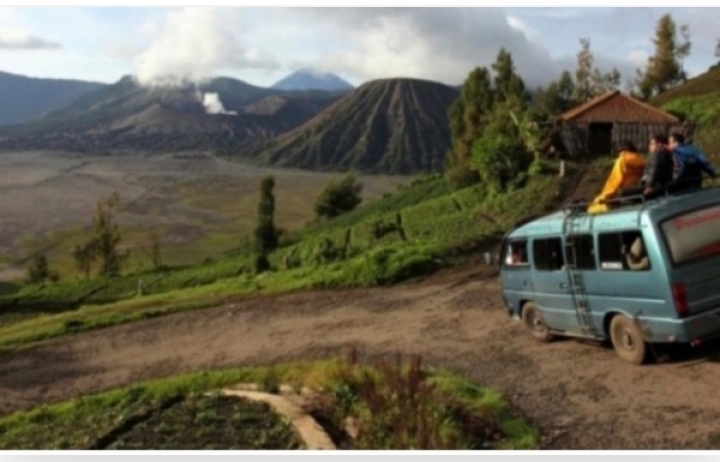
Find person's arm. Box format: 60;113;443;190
598;157;625;202
695;148;717;177
644;152;659;190
672;150;684;182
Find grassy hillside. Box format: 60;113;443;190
653;67;720;165
0;159;577;347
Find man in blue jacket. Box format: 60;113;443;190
670;132;717;192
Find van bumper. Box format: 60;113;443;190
640;305;720;344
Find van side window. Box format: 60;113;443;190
533;238;564;271
565;234;596;270
599;231;651;271
504;240;529;266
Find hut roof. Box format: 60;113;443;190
560;90;680;124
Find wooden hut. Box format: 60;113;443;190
559;90;687;157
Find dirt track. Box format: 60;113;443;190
1;266;720;449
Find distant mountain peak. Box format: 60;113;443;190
271;70;354;92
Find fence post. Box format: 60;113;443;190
137;279;144;297
559;160;566;178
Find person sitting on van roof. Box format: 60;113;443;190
669;132;717;193
619;134;678;202
588;141;646;214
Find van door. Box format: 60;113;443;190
530;237;579;332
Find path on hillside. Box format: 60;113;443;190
1;267;720;449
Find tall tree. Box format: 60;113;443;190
447;66;493;164
92;192;124;277
254;176;278;255
491;48;526;105
636;14;691;98
573;38;621;102
574;38;594;103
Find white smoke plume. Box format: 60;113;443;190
133;7;278;87
201;92;237;116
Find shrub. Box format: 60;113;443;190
471;133;533;193
315;174;363;220
445;164;481;191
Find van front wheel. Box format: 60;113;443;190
522;302;553;343
609;315;648;365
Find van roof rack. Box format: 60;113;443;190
561;178;720;217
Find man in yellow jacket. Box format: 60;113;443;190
588;142;647;214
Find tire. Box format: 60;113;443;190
609;315;648;365
521;302;553;343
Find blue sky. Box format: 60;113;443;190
0;7;718;88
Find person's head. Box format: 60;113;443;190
669;132;685;149
618;141;638;154
649;134;669;152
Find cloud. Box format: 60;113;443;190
288;8;566;88
133;7;279;86
200;92;237;115
0;28;61;50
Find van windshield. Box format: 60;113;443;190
661;203;720;265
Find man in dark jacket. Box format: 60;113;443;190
619;134;677;201
670;132;717;192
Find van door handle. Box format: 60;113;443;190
559;282;569;289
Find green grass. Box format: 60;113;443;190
0;356;538;450
661;94;720;167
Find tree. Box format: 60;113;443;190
72;242;96;279
636;14;691;98
574;38;621;102
491;48;526;106
27;254;51;284
71;192;125;279
315;174;363;219
535;70;576;118
574;38;595;103
92;192;124;277
140;228;163;270
254;176;278;257
447;66;494;164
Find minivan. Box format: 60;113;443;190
499;187;720;364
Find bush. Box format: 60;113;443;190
445;164;481;191
315;174;363;220
26;254;58;284
471;133;533;193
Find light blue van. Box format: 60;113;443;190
499;187;720;364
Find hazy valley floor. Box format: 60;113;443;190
0;151;410;280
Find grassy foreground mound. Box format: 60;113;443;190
0;354;538;450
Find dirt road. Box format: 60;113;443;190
1;267;720;449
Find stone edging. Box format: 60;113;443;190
216;387;336;450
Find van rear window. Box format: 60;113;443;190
661;203;720;264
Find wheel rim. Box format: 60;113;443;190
527;310;545;333
614;323;637;352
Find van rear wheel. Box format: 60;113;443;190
609;315;648;365
522;302;553;343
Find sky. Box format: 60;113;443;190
0;6;719;89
